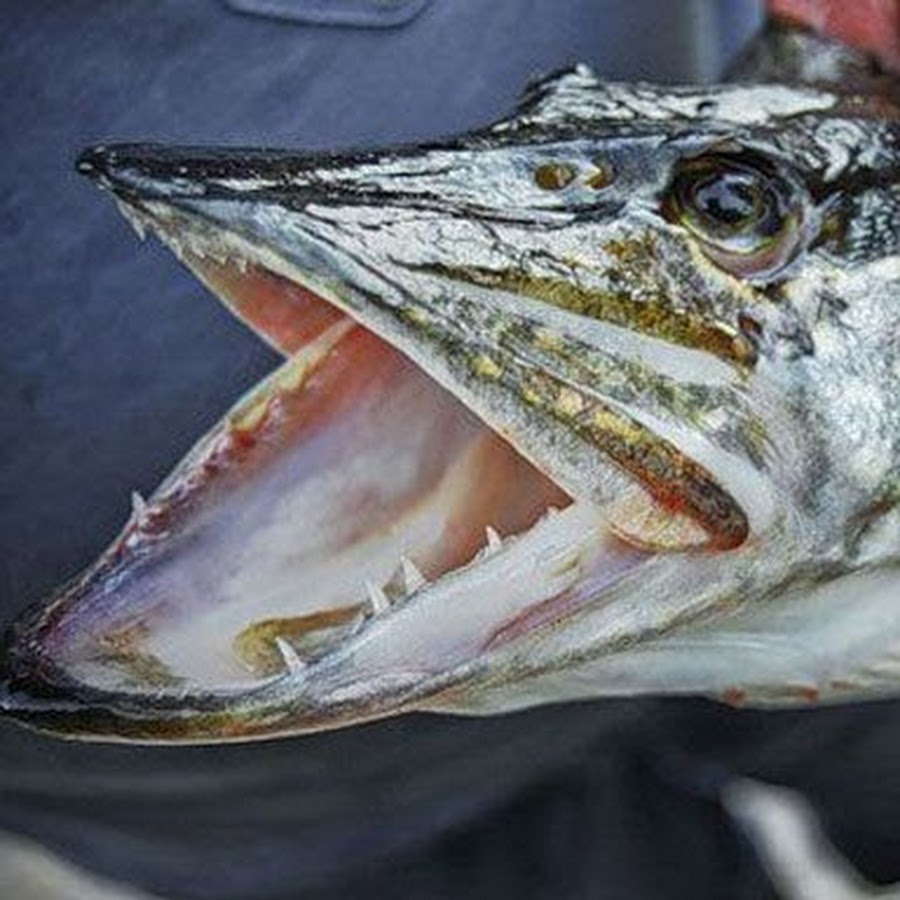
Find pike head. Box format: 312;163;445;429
3;65;900;742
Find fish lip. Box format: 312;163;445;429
0;158;486;735
74;139;617;230
76;142;336;192
0;613;384;741
75;142;366;213
76;140;452;204
0;614;467;743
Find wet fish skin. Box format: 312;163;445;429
1;27;900;742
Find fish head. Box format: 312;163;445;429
3;66;900;742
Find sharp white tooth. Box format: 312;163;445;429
165;234;186;262
186;234;206;260
235;255;248;274
274;637;307;677
485;526;503;554
130;490;147;519
400;556;427;595
115;199;148;241
365;580;390;616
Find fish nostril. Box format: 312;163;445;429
534;162;577;190
585;157;615;190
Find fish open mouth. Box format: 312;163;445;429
17;207;644;695
1;138;759;740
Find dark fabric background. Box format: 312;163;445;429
1;2;898;898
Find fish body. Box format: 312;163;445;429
2;22;900;742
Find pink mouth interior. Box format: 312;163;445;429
42;258;570;690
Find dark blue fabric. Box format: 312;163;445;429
2;3;898;899
223;0;431;28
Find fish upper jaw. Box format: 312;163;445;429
78;132;781;550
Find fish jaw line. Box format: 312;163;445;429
1;196;672;741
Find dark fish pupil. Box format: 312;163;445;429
664;151;800;277
695;174;759;227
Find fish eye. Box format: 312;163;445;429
663;152;805;278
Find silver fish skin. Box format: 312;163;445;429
2;31;900;743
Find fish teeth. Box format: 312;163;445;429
115;199;148;241
130;490;147;520
485;525;503;555
274;637;307;677
400;555;427;595
163;232;187;262
365;580;390;616
113;198;254;277
184;232;209;261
